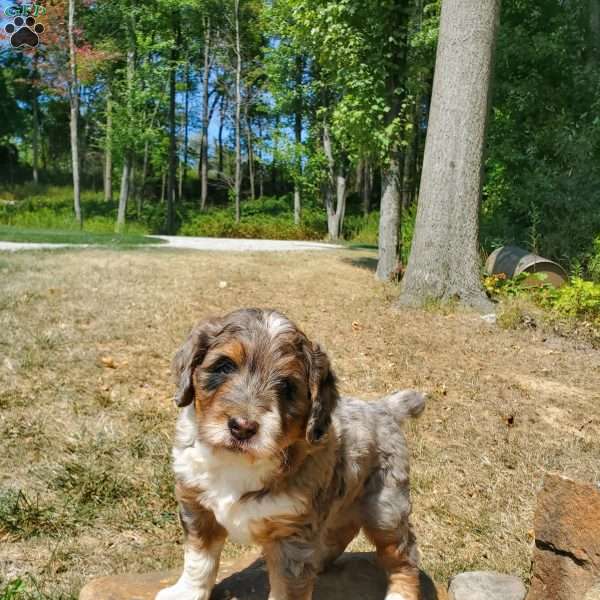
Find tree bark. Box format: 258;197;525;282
116;32;135;233
376;151;401;280
293;55;303;225
234;0;242;223
68;0;82;227
179;60;190;201
166;15;179;234
200;18;212;210
398;0;500;311
218;94;225;176
32;54;40;185
322;122;347;240
245;104;255;200
104;88;113;202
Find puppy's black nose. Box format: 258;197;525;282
228;417;259;441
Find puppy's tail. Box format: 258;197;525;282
380;389;427;421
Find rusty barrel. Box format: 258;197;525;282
485;245;568;288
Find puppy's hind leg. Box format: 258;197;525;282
364;525;420;600
361;478;420;600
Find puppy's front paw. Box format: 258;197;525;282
155;581;204;600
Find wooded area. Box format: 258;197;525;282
1;0;600;292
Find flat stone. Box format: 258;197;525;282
527;473;600;600
80;551;447;600
448;571;526;600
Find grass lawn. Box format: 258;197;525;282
0;248;599;598
0;225;164;247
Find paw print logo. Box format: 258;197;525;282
5;16;44;48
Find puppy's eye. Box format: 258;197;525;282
210;357;237;375
278;378;296;402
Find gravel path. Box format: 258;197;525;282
0;236;343;253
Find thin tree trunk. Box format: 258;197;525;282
200;18;211;210
218;94;225;176
234;0;242;223
399;0;500;311
104;86;113;202
322;121;347;240
161;171;166;203
68;0;82;227
360;159;372;216
116;31;135;233
293;55;303;225
245;105;255;200
179;61;190;201
32;55;40;185
589;0;600;65
166;16;179;234
376;151;402;281
139;139;149;212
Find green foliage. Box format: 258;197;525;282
180;196;327;240
483;0;600;274
0;186;150;235
0;579;25;600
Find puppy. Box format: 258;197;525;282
156;308;425;600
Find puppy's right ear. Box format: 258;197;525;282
172;319;221;407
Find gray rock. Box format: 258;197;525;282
449;571;526;600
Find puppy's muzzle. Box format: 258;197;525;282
228;417;259;441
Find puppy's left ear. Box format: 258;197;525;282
305;342;339;444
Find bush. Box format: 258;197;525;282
587;236;600;283
179;196;327;240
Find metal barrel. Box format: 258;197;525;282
485;245;568;288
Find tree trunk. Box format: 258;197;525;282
376;151;402;281
32;55;40;185
166;16;179;234
103;87;113;202
200;18;211;210
234;0;242;223
161;170;166;203
322;122;347;240
116;37;135;234
293;55;303;225
398;0;500;311
362;159;372;216
245;105;255;200
179;61;190;201
218;94;225;176
68;0;82;227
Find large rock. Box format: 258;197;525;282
80;551;447;600
448;571;526;600
527;473;600;600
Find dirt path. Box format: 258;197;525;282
0;236;343;252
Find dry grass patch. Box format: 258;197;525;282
0;247;599;598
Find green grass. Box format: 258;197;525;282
0;226;164;247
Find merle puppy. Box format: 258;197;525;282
156;308;425;600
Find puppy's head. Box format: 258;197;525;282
173;309;338;457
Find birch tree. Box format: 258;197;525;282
68;0;82;226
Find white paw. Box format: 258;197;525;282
155;582;204;600
384;594;409;600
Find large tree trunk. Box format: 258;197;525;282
116;37;135;233
68;0;82;227
399;0;500;311
322;122;347;240
166;16;179;234
200;18;211;210
103;87;113;202
234;0;242;223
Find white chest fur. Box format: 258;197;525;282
173;409;305;544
